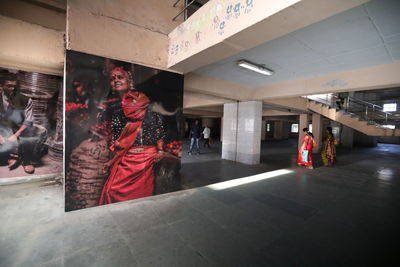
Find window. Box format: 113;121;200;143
383;125;395;129
291;124;299;133
383;103;397;112
266;123;270;132
308;124;313;133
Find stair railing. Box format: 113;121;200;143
304;94;397;128
346;96;395;126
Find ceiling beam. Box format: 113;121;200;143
169;0;369;73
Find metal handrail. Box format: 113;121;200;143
173;0;196;21
347;97;393;116
347;96;382;110
305;93;397;125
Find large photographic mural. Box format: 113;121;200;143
65;50;183;211
0;67;63;179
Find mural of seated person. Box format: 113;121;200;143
0;73;47;174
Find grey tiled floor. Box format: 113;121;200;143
1;140;399;266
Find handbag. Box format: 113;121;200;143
302;150;309;162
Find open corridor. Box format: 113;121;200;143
1;141;399;266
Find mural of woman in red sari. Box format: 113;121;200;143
321;126;336;166
65;50;183;211
297;128;315;169
99;66;168;205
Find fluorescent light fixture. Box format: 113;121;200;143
237;60;274;76
207;169;292;190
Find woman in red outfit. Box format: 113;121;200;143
297;128;315;169
99;67;167;205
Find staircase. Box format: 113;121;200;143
307;99;400;137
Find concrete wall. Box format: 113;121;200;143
0;15;64;75
354;130;377;147
273;121;290;140
378;136;400;144
0;0;66;31
67;0;182;69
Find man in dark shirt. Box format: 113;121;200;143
188;119;201;155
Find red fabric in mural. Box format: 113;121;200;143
99;146;157;204
99;91;153;205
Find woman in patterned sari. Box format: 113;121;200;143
297;128;315;169
321;127;336;166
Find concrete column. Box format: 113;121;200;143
261;120;266;141
222;102;238;161
298;114;309;150
273;121;283;140
220;117;223;142
236;101;262;165
312;113;323;153
272;120;289;140
341;125;354;148
221;101;262;165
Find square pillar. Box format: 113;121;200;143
222;101;262;165
273;121;283;140
222;102;238;161
341;125;354;148
298;114;309;150
312;113;323;153
261;120;266;141
236;101;262;165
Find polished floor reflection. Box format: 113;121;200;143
0;140;399;266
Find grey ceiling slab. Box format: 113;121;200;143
193;0;400;88
365;0;400;40
234;34;325;69
326;45;392;67
290;6;382;57
386;39;400;61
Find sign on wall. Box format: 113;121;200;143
0;67;62;179
65;50;183;211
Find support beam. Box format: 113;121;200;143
168;0;368;73
0;15;64;75
253;62;400;100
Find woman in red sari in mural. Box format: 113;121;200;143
98;66;167;205
297;128;315;169
321;126;336;166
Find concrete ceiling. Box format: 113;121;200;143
193;0;400;87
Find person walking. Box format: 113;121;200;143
188;120;201;155
202;125;211;148
321;127;336;166
296;128;316;169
